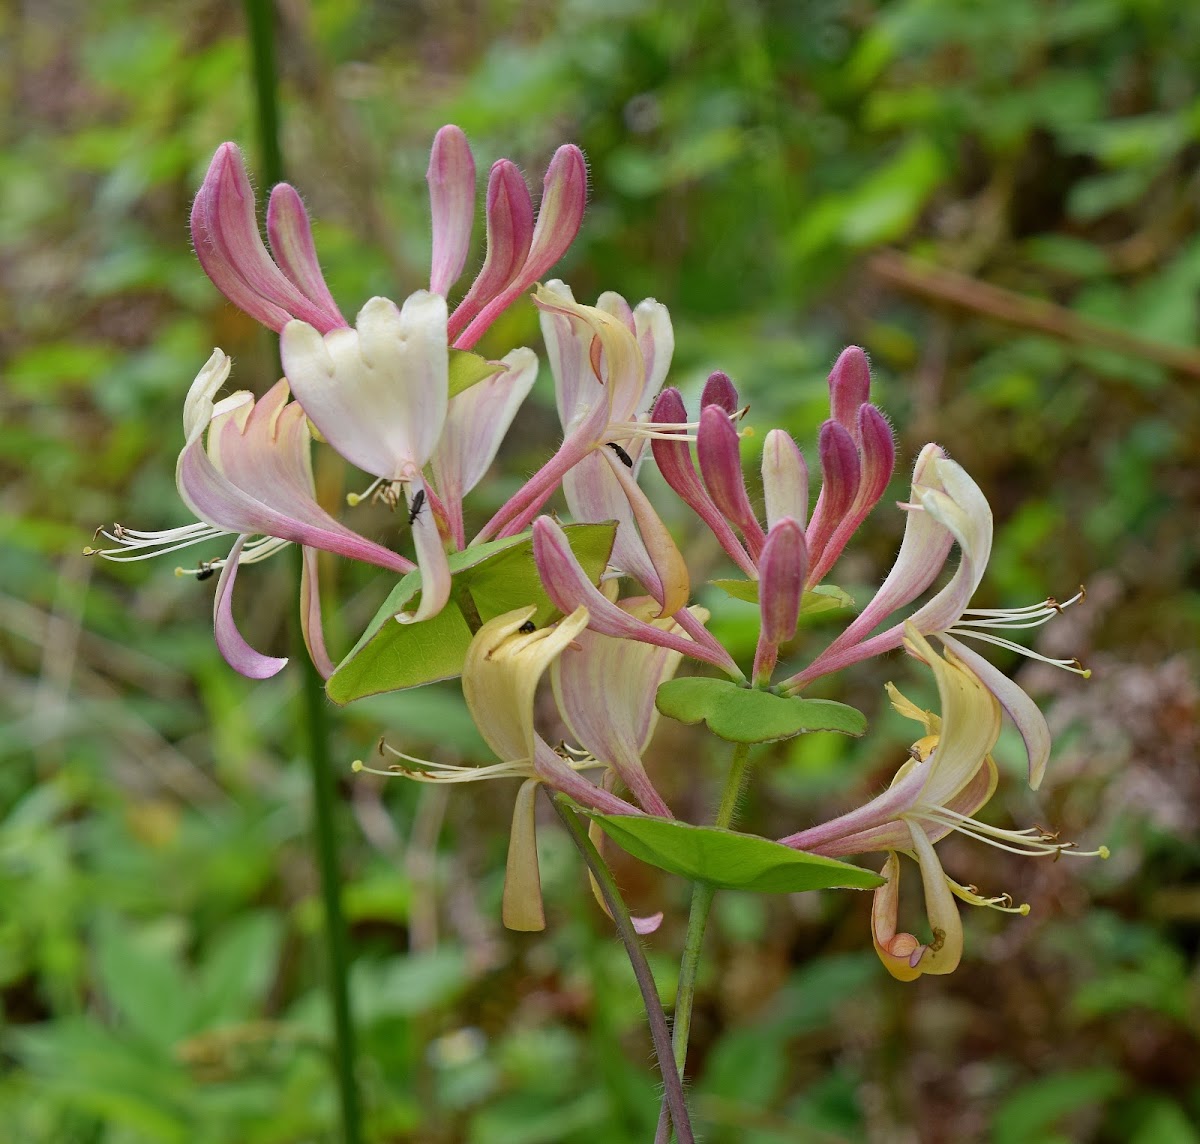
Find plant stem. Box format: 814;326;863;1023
552;796;695;1144
655;740;754;1144
242;3;362;1140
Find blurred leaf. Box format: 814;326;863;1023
586;814;884;892
992;1069;1125;1144
656;677;867;743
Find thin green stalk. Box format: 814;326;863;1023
241;3;362;1141
655;740;754;1144
552;797;695;1144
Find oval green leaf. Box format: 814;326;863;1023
655;677;866;743
587;813;884;893
326;521;616;704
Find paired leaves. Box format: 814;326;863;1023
588;814;883;893
326;522;616;703
655;677;866;743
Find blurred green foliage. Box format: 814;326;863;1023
2;0;1199;1140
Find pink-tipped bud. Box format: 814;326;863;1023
762;429;809;530
191;144;345;334
266;185;345;328
805;421;861;571
758;518;808;648
828;347;871;442
701;370;739;415
650;390;756;577
427;125;477;296
697;405;766;560
805;405;896;586
448;160;534;341
452;146;586;350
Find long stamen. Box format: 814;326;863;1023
944;627;1091;677
946;877;1030;915
914;805;1109;859
85;523;230;562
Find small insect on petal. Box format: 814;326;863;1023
196;563;216;582
408;488;426;526
606;441;634;468
518;620;537;634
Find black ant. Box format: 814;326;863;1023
196;562;216;582
518;621;536;634
407;489;426;526
606;442;633;468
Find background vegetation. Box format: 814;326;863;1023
2;0;1198;1140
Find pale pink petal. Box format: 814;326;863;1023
532;517;739;674
697;405;766;560
426;125;477;296
213;534;287;679
300;545;335;679
940;634;1051;789
266;184;346;329
762;429;809;531
540;280;598;432
447;159;533;340
597;291;634;332
633;298;674;408
282;291;449;479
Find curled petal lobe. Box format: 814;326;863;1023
213;534;288;679
426;125;476;296
762;429;808;531
871;854;924;982
282;291;449;480
939;633;1051;790
300;546;335;679
904;821;964;976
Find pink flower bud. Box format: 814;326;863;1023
649;390;756;576
447;160;533;341
700;370;739;415
828;346;871;442
454;145;587;350
191;143;345;334
266;185;344;327
804;420;860;573
753;518;808;683
697;405;766;560
426;125;477;296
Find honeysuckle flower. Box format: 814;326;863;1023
87;350;414;678
532;516;741;677
781;453;1088;786
781;627;1105;980
355;605;651;931
281;292;453;623
191;143;348;335
473;284;675;542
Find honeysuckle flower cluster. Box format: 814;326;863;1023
89;124;1103;993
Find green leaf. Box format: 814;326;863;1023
655;677;866;743
447;348;504;398
711;580;855;625
326;522;616;704
586;815;884;893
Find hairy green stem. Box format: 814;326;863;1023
655;740;754;1144
552;796;695;1144
242;3;362;1140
